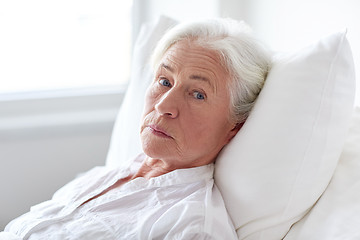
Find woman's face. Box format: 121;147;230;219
140;40;239;169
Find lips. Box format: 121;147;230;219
148;125;172;138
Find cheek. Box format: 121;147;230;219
181;114;210;141
140;130;155;157
140;128;151;148
142;86;157;116
184;110;231;142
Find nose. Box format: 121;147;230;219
155;90;179;118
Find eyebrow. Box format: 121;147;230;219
160;63;215;91
189;74;210;83
160;63;174;72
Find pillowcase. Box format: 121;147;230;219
105;16;177;168
214;30;356;239
283;107;360;239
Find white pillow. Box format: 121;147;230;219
284;107;360;239
214;30;356;239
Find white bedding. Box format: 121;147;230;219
285;107;360;239
0;232;21;240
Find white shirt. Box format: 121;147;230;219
3;156;237;240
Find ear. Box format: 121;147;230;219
226;122;243;144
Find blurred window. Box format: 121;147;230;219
0;0;132;93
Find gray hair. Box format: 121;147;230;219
151;18;272;124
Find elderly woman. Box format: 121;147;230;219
2;18;270;239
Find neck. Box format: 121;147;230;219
132;156;176;180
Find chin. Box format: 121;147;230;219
142;145;173;160
141;132;175;156
141;139;167;158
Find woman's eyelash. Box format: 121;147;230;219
192;91;206;100
159;78;172;87
157;78;206;100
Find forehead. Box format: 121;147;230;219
159;40;229;81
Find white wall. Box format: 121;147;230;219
132;0;220;43
219;0;360;106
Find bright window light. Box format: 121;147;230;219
0;0;132;93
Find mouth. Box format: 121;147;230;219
148;125;172;138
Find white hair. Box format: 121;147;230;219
151;18;272;124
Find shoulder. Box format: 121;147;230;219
203;184;238;239
52;166;110;201
149;179;237;240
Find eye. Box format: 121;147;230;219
159;78;172;88
193;91;206;100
